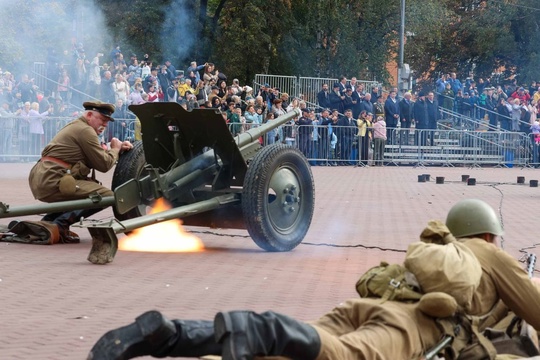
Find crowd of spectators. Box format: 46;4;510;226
434;72;540;133
1;43;540;166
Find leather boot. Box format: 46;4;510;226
50;208;104;243
214;310;321;360
88;310;221;360
157;318;221;358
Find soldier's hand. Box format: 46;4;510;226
110;137;123;151
121;141;133;152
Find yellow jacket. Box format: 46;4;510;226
357;118;372;137
177;83;199;97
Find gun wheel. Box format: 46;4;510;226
111;140;148;220
242;144;315;251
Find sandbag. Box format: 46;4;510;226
404;220;482;311
0;220;60;245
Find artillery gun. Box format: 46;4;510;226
0;103;315;264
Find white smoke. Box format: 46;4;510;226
160;0;197;67
0;0;111;78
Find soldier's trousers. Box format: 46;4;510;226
309;298;442;360
40;180;113;233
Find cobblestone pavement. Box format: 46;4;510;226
1;163;539;359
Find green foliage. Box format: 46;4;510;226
211;0;292;83
1;0;540;87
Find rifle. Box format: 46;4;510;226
526;253;536;279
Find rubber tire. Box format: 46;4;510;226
111;140;147;221
242;144;315;251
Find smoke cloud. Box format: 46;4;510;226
160;0;198;66
0;0;111;80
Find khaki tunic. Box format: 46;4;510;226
308;237;540;360
28;116;119;202
464;238;540;329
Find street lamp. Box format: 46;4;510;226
398;0;410;91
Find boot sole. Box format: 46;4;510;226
87;310;176;360
214;312;246;360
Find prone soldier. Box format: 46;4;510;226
88;199;540;360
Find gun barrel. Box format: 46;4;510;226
0;196;116;219
236;108;301;148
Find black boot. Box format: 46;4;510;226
88;310;221;360
159;319;221;357
214;310;321;360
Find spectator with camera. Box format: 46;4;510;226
186;61;206;85
157;64;174;92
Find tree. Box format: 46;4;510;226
212;0;293;83
1;0;538;89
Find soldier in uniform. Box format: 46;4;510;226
27;101;133;243
374;93;385;120
88;199;540;360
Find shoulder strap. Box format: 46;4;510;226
381;272;406;302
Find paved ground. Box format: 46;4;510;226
1;162;540;359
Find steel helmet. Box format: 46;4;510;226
445;199;504;238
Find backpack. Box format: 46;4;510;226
356;220;482;311
355;261;423;302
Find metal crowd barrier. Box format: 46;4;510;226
253;74;381;108
227;121;532;168
0;113;533;169
0;116;137;162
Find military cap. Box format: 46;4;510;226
83;101;115;120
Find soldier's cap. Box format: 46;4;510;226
83;101;115;120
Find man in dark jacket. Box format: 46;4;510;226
297;108;313;158
317;84;330;110
399;92;413;145
426;92;439;146
318;109;333;165
329;83;344;114
384;90;400;144
336;109;356;165
413;92;428;146
485;87;498;130
352;84;365;119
